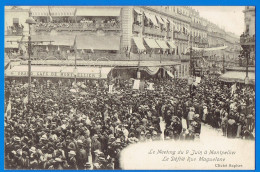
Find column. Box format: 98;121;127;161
121;7;133;52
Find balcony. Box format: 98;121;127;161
159;30;167;37
201;38;208;44
6;28;23;36
133;24;142;33
190;22;207;31
10;51;183;62
240;34;255;46
33;22;121;32
167;30;173;38
208;32;224;39
194;37;200;43
143;26;160;35
173;31;189;41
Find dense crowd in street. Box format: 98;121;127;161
4;76;255;169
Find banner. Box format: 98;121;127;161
147;82;155;90
133;79;140;90
195;77;201;83
109;84;113;93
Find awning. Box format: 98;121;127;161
5;65;113;79
219;71;255;84
167;41;176;49
144;13;158;26
144;38;160;49
5;36;22;49
77;35;120;50
76;8;121;16
49;7;76;16
161;17;169;24
133;37;146;50
156;15;164;25
141;67;160;75
30;7;49;16
134;9;142;15
155;40;169;49
167;71;174;78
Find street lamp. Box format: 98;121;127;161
25;14;36;103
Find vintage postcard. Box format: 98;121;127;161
4;6;255;170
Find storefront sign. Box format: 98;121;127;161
6;71;101;79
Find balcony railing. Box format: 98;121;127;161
240;34;255;46
167;30;173;38
8;52;184;62
173;31;189;41
33;22;121;32
190;22;207;31
6;28;24;36
132;24;142;33
143;26;160;35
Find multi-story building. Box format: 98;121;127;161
5;6;242;80
240;6;255;65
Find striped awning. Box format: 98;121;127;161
134;9;142;15
155;40;169;49
161;17;169;24
156;15;164;25
144;12;158;26
144;38;160;49
30;7;49;16
49;7;76;16
219;71;255;85
133;37;146;50
167;41;176;49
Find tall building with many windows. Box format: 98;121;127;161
5;6;242;80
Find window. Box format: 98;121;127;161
13;18;19;24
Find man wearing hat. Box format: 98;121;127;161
67;150;78;170
77;140;88;169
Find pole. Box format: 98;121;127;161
74;48;77;83
222;54;225;73
246;50;249;77
137;52;141;79
28;24;32;104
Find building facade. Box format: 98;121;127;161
5;6;242;79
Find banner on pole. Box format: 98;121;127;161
133;79;140;90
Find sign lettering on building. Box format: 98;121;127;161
7;71;101;78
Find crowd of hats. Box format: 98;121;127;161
4;76;255;169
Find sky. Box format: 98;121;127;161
192;6;245;36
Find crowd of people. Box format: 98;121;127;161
4;75;255;169
34;17;120;31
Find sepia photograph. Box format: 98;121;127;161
4;6;255;170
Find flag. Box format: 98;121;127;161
73;36;77;52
